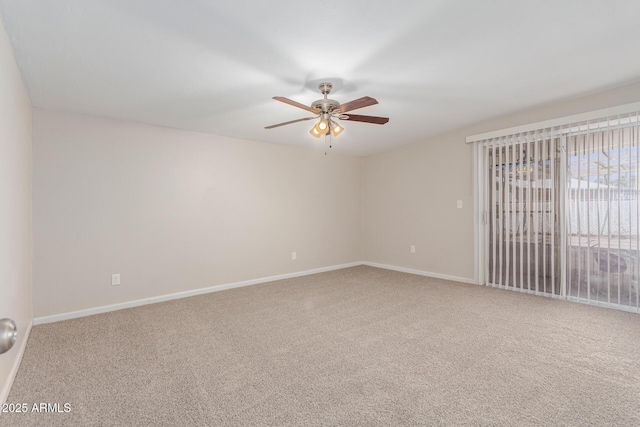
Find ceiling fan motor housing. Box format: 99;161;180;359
311;98;340;114
311;82;340;113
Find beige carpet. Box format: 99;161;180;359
2;266;639;426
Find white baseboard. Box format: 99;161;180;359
34;261;477;326
34;262;364;325
0;320;33;406
363;261;477;285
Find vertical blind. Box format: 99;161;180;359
566;120;640;309
485;135;560;296
479;113;640;312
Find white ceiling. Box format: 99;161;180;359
1;1;640;156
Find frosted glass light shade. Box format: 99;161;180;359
309;124;322;138
330;121;344;137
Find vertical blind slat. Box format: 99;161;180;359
607;127;612;304
617;124;622;305
492;143;497;285
527;140;532;292
551;137;556;295
498;144;503;287
534;140;540;293
544;137;548;293
578;134;599;301
512;143;517;289
519;142;525;291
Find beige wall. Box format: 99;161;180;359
0;19;32;402
33;110;362;317
31;78;640;316
363;81;640;281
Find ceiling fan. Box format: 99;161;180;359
265;82;389;138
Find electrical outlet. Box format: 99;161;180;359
111;273;121;286
292;251;297;260
457;200;463;209
410;245;416;253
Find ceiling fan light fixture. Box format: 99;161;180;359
330;120;344;137
311;119;329;136
309;124;322;138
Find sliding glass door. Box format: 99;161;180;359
480;119;640;312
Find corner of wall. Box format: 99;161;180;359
0;16;34;405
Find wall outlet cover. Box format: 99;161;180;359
111;274;121;286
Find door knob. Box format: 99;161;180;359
0;319;17;355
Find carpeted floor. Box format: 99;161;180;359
2;266;639;426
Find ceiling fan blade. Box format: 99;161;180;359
265;116;317;129
342;114;389;125
273;96;320;114
339;96;378;113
